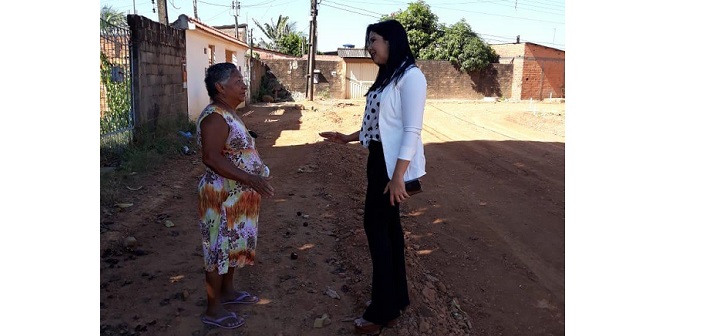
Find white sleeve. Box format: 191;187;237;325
398;69;427;161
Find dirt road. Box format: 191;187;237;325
100;99;565;336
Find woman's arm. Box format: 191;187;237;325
399;69;427;161
200;113;274;197
319;131;361;144
385;69;427;205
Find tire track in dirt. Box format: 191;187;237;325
406;102;565;335
307;106;478;336
101;100;565;336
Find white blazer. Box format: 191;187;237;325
376;65;427;182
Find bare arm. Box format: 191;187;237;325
383;159;411;205
200;113;274;197
319;131;360;144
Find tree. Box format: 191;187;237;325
382;1;441;59
253;15;308;57
100;5;127;30
278;32;306;57
425;20;499;71
384;1;498;72
252;15;297;50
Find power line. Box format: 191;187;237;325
434;5;563;24
326;0;386;17
320;0;564;46
322;0;564;22
243;0;301;8
486;0;564;15
198;0;301;9
523;0;565;8
204;8;230;21
197;0;230;7
241;0;273;7
320;3;381;18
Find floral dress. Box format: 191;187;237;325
196;105;269;275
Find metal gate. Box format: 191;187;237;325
349;79;374;99
346;62;377;99
100;18;134;162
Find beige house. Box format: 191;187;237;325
172;15;251;120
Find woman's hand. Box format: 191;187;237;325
383;178;409;206
319;131;350;144
248;174;275;197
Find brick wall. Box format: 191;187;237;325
492;44;525;100
261;58;512;100
492;44;525;59
492;43;565;100
522;44;565;100
128;15;188;130
312;61;344;98
417;61;513;99
260;59;344;99
262;59;308;94
249;58;268;101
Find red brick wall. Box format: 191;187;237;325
523;44;565;99
492;43;565;100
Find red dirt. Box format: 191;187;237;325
100;99;565;336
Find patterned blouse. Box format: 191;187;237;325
359;90;382;147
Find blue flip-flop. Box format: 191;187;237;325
201;312;245;329
223;291;260;305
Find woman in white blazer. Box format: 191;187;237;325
319;19;427;334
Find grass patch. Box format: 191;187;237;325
100;115;196;206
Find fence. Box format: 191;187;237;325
349;79;374;99
100;18;134;162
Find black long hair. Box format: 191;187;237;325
365;19;416;95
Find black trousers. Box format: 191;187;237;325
362;141;410;325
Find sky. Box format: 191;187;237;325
99;0;565;52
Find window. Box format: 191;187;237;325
208;45;216;66
226;50;238;66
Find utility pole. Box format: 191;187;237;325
193;0;199;20
307;0;318;101
231;1;240;40
157;0;168;25
249;28;254;98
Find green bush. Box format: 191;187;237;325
100;52;132;134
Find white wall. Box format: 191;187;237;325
185;30;249;121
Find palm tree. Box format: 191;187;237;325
101;5;128;31
252;15;298;50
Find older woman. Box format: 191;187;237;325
197;62;274;329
